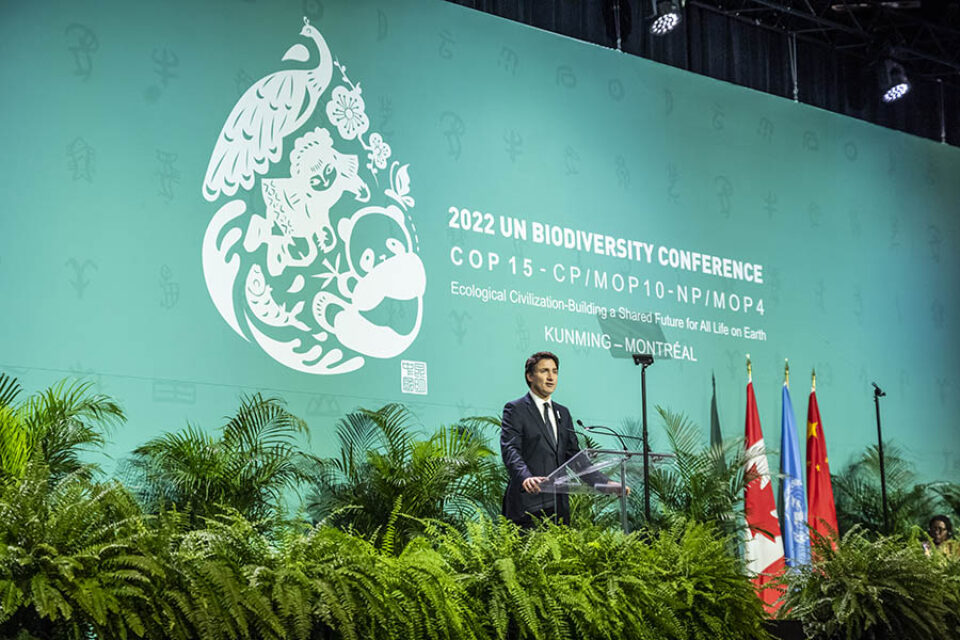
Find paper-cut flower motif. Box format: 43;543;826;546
385;162;415;210
368;133;392;170
326;85;369;140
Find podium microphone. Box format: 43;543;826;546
577;419;628;451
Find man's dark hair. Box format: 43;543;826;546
930;514;953;536
524;351;559;387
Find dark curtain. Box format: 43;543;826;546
447;0;960;146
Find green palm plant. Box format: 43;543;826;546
0;372;125;481
306;404;505;546
125;393;313;524
833;442;940;536
645;406;755;537
779;526;960;640
932;482;960;523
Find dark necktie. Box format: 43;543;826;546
543;402;555;441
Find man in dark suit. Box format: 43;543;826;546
500;351;587;527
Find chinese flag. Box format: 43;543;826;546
806;390;838;545
744;381;785;614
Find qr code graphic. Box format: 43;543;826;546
401;360;428;395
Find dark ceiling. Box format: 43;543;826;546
446;0;960;147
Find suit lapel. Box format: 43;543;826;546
524;393;557;452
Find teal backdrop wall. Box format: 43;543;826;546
2;0;959;482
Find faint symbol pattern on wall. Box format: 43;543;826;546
814;279;825;312
512;237;525;261
664;88;673;116
931;299;945;330
815;362;834;387
615;156;630;188
807;202;821;228
887;148;896;175
65;24;98;81
400;360;428;395
667;164;680;203
160;265;180;310
564;146;580;176
306;394;341;416
201;19;425;376
377;9;388;41
156;150;180;201
66;258;97;298
928;224;942;262
438;30;455;59
802;130;819;151
937;378;949;407
235;69;254;97
302;0;324;23
515;315;530;352
848;209;861;237
455;398;473;419
899;368;908;398
499;46;519;74
68;362;103;391
380;97;395;136
757;117;773;141
711;103;724;130
440;111;465;160
852;286;863;325
724;349;739;378
450;310;470;345
763;192;777;219
895;294;903;325
556;65;576;88
858;365;868;389
145;48;179;103
153;48;179;87
152;379;197;404
889;216;901;250
608;79;624;101
766;267;781;306
843;141;858;162
447;224;466;246
925;158;938;186
66;138;95;183
715;175;732;218
505;130;522;163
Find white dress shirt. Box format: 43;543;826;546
530;393;557;441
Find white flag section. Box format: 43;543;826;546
743;381;785;614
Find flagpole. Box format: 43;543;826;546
872;382;889;533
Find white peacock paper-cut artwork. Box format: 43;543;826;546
201;18;424;375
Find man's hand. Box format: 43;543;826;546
522;476;548;494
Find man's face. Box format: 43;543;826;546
527;358;558;400
930;520;949;545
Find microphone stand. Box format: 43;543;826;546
633;354;654;523
872;382;889;533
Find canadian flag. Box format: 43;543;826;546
744;380;786;614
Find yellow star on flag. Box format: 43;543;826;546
807;421;818;438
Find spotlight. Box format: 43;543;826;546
650;0;682;36
878;59;911;103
